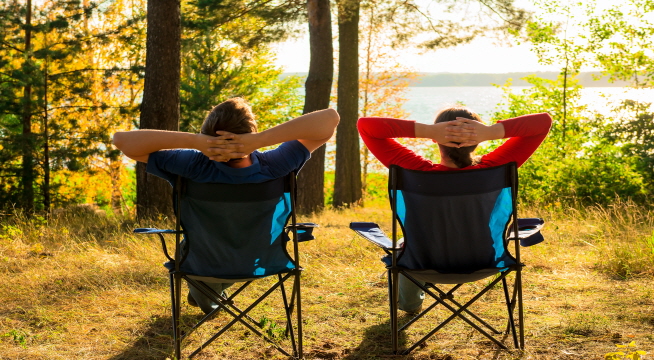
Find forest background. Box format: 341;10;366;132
1;0;653;215
1;0;654;358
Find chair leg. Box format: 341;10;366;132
517;266;525;349
502;276;519;348
284;280;297;338
279;274;298;358
295;269;304;359
389;268;399;354
170;273;182;360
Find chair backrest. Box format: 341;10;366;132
174;174;296;279
389;163;518;274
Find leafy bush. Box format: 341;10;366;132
492;75;652;206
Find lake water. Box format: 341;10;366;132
405;86;654;124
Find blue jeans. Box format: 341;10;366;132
398;274;425;313
188;281;233;314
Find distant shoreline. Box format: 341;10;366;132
281;71;630;87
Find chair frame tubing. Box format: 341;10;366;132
164;174;304;359
387;164;525;355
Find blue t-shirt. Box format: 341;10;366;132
146;140;310;185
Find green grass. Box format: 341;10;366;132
0;202;652;359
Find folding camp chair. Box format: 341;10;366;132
134;172;317;359
350;163;544;354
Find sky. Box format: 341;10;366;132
271;0;616;74
272;37;556;74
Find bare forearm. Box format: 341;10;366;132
414;122;445;140
480;123;505;141
253;108;339;147
204;108;340;159
113;130;199;158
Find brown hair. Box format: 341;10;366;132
434;106;482;168
201;97;257;136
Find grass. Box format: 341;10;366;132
0;202;653;359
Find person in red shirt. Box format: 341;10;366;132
358;107;552;171
357;106;552;314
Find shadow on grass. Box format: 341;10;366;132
108;310;296;359
339;314;502;360
337;318;409;360
107;313;179;360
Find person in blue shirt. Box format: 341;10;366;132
113;97;339;314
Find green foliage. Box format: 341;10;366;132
180;43;303;132
597;99;654;189
563;312;609;336
178;1;304;134
492;75;651;206
179;0;304;133
524;0;587;72
183;0;304;47
500;0;654;207
122;167;136;211
0;0;304;212
0;0;144;210
324;172;334;206
586;0;654;88
1;329;28;349
258;315;286;340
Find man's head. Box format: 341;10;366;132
434;106;482;168
201;97;257;136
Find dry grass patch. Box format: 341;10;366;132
0;203;652;359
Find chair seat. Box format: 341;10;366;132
381;255;513;284
164;260;291;283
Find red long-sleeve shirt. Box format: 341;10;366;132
357;113;552;171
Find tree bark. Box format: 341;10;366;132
296;0;334;214
43;52;50;211
136;0;181;219
21;0;34;213
333;0;361;208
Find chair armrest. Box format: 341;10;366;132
349;222;402;250
133;228;182;234
286;223;319;242
286;222;319;229
508;218;545;247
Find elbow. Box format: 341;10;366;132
112;132;126;150
324;108;339;137
356;117;371;135
542;113;553;132
327;108;340;128
113;131;138;158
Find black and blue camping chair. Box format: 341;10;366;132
350;163;544;354
134;172;316;359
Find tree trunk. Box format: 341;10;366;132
21;0;34;213
136;0;181;219
296;0;334;214
562;56;568;144
110;159;123;215
333;0;361;208
43;52;50;211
